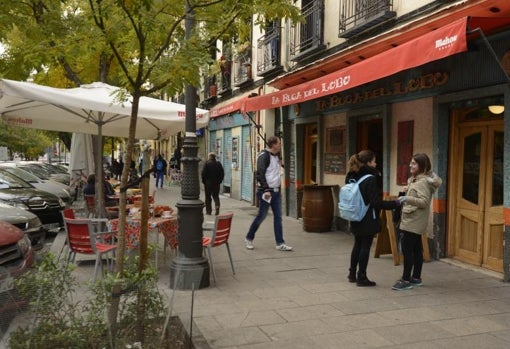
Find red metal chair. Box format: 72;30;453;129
84;194;120;219
62;207;75;219
202;212;235;285
62;216;117;281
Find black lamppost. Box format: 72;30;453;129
169;3;210;289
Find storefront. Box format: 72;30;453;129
208;111;254;202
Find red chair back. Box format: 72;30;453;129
62;208;75;219
85;194;95;214
63;217;95;255
211;212;234;247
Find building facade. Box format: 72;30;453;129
204;0;510;280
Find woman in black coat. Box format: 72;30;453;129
345;150;401;286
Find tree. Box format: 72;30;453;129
0;119;53;159
0;0;301;345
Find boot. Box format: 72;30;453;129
356;273;376;287
215;207;220;216
347;268;356;283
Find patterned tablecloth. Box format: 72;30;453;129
109;216;178;251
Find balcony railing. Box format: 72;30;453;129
257;26;282;76
289;0;324;61
339;0;395;38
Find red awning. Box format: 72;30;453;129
209;16;510;117
243;17;469;113
210;98;246;118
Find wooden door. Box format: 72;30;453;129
452;123;504;272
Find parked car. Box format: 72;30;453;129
0;202;46;249
0;220;35;313
0;170;65;235
18;163;70;186
0;166;73;206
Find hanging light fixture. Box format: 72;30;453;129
488;105;505;114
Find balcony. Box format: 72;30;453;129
257;26;282;76
339;0;396;39
233;51;253;87
289;0;325;61
203;76;218;101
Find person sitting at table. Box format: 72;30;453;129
83;173;119;207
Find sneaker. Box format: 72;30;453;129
276;243;293;251
392;279;413;291
245;239;254;250
410;278;423;286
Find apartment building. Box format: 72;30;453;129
203;0;510;280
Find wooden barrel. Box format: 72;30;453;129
301;185;334;232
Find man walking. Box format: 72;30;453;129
201;152;224;215
245;136;292;251
153;154;167;189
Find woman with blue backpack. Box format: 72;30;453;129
344;150;402;287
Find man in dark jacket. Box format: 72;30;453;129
201;152;224;215
153;154;167;189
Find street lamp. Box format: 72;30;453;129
169;3;210;290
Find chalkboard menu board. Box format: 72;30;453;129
324;152;345;174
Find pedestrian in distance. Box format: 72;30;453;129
201;152;224;215
345;150;402;286
392;153;442;291
153;154;167;189
245;136;293;251
118;158;124;180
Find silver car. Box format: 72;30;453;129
0;166;73;206
0;202;45;250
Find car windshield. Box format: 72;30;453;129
18;165;51;180
48;164;69;174
38;163;66;175
0;167;41;184
0;169;33;189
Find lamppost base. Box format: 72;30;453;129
169;255;210;290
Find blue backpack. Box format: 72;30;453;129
338;174;374;221
156;160;164;171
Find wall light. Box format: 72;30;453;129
488;105;505;114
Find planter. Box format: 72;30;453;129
209;85;217;97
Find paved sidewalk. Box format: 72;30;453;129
152;185;510;349
24;183;510;349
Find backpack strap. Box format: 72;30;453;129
358;174;374;216
357;174;373;183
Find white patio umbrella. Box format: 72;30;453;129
0;79;209;138
69;133;95;199
0;79;209;214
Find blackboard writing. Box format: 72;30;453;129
324;152;345;174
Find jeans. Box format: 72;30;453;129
155;171;165;188
246;190;284;245
400;229;423;280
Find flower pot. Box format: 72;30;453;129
209;85;217;97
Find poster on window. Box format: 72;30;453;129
397;121;414;185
